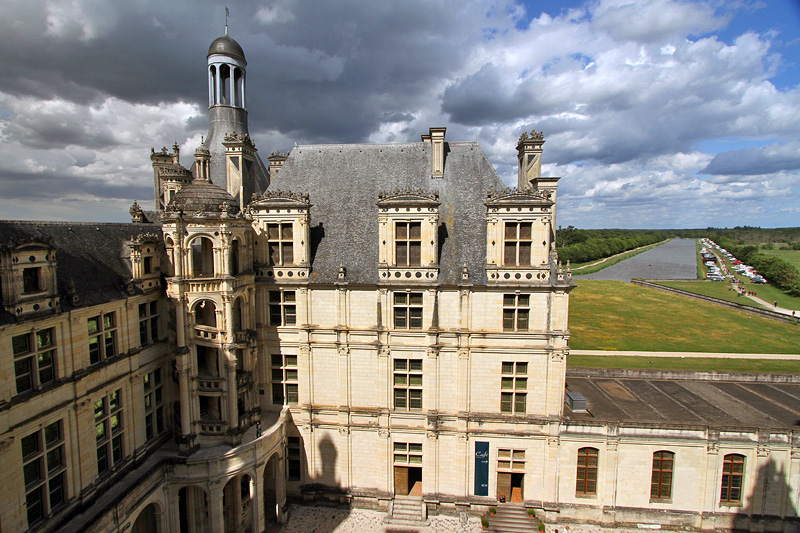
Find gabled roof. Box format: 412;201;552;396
0;221;162;324
267;140;505;285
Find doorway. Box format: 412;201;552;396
497;472;524;503
394;466;423;497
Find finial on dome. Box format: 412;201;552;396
225;7;229;35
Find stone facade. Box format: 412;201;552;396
0;31;798;533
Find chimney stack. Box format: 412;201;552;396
427;127;446;179
268;151;288;181
516;130;545;189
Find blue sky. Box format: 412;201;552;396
0;0;798;229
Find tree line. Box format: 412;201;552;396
555;227;667;264
716;238;800;296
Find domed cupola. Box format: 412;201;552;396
207;35;246;64
166;178;241;217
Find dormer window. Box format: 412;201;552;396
248;191;311;281
23;267;42;294
130;233;161;293
486;188;555;285
377;188;440;283
0;241;59;316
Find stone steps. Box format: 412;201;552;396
488;504;539;533
384;496;430;526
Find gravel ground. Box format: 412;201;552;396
272;504;651;532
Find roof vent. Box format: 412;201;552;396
566;390;587;413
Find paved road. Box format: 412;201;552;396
572;238;697;281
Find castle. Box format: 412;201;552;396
0;31;797;533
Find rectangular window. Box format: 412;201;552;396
271;353;298;405
88;312;117;364
393;292;423;329
143;256;153;274
393;359;423;410
288;436;302;480
497;448;525;471
139;301;160;346
721;454;745;504
576;447;599;496
503;294;530;331
500;362;527;414
21;420;65;526
13;328;56;394
269;291;296;326
23;267;42;293
267;223;294;266
651;451;674;500
503;222;533;266
143;368;164;441
395;222;422;266
95;389;124;474
393;442;423;465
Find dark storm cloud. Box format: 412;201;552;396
701;141;800;176
0;169;151;201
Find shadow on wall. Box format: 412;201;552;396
266;431;353;533
730;457;799;532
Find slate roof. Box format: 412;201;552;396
565;375;800;429
267;140;505;285
0;221;162;325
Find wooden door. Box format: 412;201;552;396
394;466;409;495
497;472;511;501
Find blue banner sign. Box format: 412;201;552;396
475;441;489;496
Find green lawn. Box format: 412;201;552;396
760;248;800;270
568;355;800;373
656;280;765;309
568;280;800;353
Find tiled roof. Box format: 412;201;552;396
267;140;504;284
0;221;162;324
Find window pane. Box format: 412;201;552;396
409;243;421;265
286;384;298;403
409;455;422;464
396;242;408;266
269;243;280;265
501;377;514;390
516;378;527;390
13;334;30;355
284;292;295;302
139;303;147;318
95;422;106;442
409;360;423;371
285;307;296;325
517;310;529;330
518;295;529;306
272;384;284;405
94;399;105;419
282;225;293;240
44;422;60;446
26;486;44;524
409;443;422;452
394;390;406;409
504;243;516;265
396;224;407;239
103;313;114;328
501;394;512;412
503;310;515;331
24;458;41;486
409;375;422;386
515;393;526;413
502;362;514;374
36;329;53;348
519;223;532;239
268;224;279;239
285;355;297;366
409;223;421;239
517;362;528;374
47;447;62;471
284;244;294;264
49;473;64;507
519;243;532;266
112;435;123;462
271;353;282;366
505;223;517;239
394;375;407;385
109;390;120;411
410;293;423;305
286;369;298;381
88;317;100;334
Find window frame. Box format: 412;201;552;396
500;361;527;414
22;267;42;294
138;300;160;346
650;450;674;501
271;353;298;405
143;368;164;441
13;328;57;395
503;294;530;331
393;292;423;330
720;453;745;505
393;442;423;465
268;290;296;326
95;389;124;475
266;222;294;266
576;447;599;497
394;221;422;267
287;436;302;480
21;420;66;527
497;448;526;471
503;221;534;267
88;312;118;365
393;358;423;410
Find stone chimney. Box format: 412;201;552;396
172;141;181;165
423;127;447;178
267;151;288;181
194;138;211;181
516;130;545;189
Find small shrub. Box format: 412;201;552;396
539;522;546;531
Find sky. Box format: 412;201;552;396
0;0;799;229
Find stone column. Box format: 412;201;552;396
276;455;288;523
215;67;221;106
226;356;238;430
208;483;225;533
178;358;191;436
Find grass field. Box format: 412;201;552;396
760;248;800;270
656;280;765;309
568;354;800;373
568;280;799;354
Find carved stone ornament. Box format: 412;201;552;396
457;349;469;360
427;347;439;359
426;430;438;440
378;186;439;203
486;186;552;203
378;347;390;358
378;428;390;439
707;442;720;454
338;346;350;357
550;351;565;362
338;426;350;436
757;445;771;457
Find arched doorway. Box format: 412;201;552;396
178;486;209;533
263;454;279;524
190;236;215;277
223;474;253;533
132;502;161;533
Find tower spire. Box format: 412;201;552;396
225;7;229;35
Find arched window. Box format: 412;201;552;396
650;451;674;500
194;300;217;328
190;237;214;278
721;454;745;504
576;447;598;496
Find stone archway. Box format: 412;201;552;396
223;474;254;533
132;502;162;533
